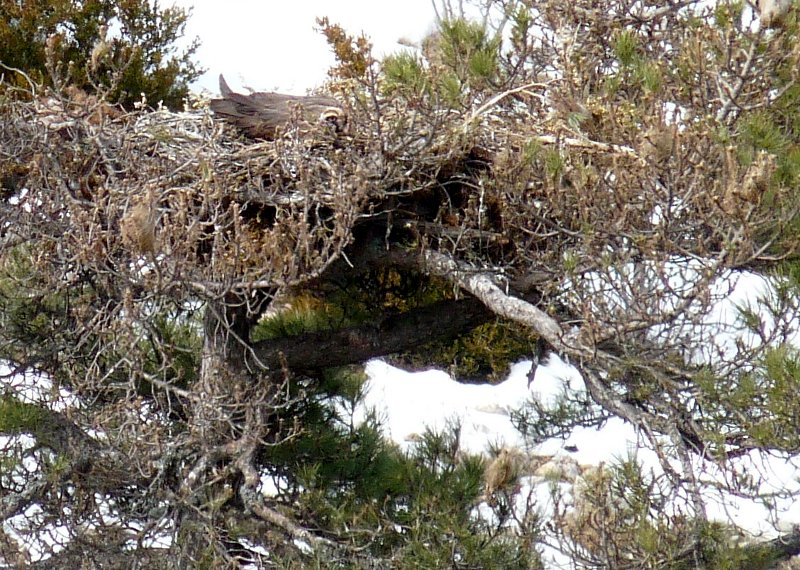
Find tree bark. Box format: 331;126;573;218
251;296;494;370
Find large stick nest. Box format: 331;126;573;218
0;79;792;312
0;87;502;295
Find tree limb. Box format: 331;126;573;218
251;296;494;370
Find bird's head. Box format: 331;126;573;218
319;106;349;136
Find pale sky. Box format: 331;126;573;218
171;0;437;95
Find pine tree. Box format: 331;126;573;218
0;0;201;109
1;0;800;567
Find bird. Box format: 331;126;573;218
483;448;520;504
210;74;347;140
121;191;158;255
757;0;792;29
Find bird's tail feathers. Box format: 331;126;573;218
218;74;233;97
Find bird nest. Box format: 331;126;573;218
0;85;509;298
2;81;705;300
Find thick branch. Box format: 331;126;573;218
28;542;165;570
233;437;361;562
0;395;100;459
406;249;700;436
412;250;567;349
251;297;494;370
764;527;800;567
240;486;337;552
0;397;143;515
0;480;49;520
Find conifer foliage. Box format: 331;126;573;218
0;0;200;109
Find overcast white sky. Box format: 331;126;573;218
171;0;437;95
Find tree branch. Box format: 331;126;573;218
411;249;567;349
251;296;494;370
0;395;100;460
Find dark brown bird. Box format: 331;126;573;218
210;74;346;140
